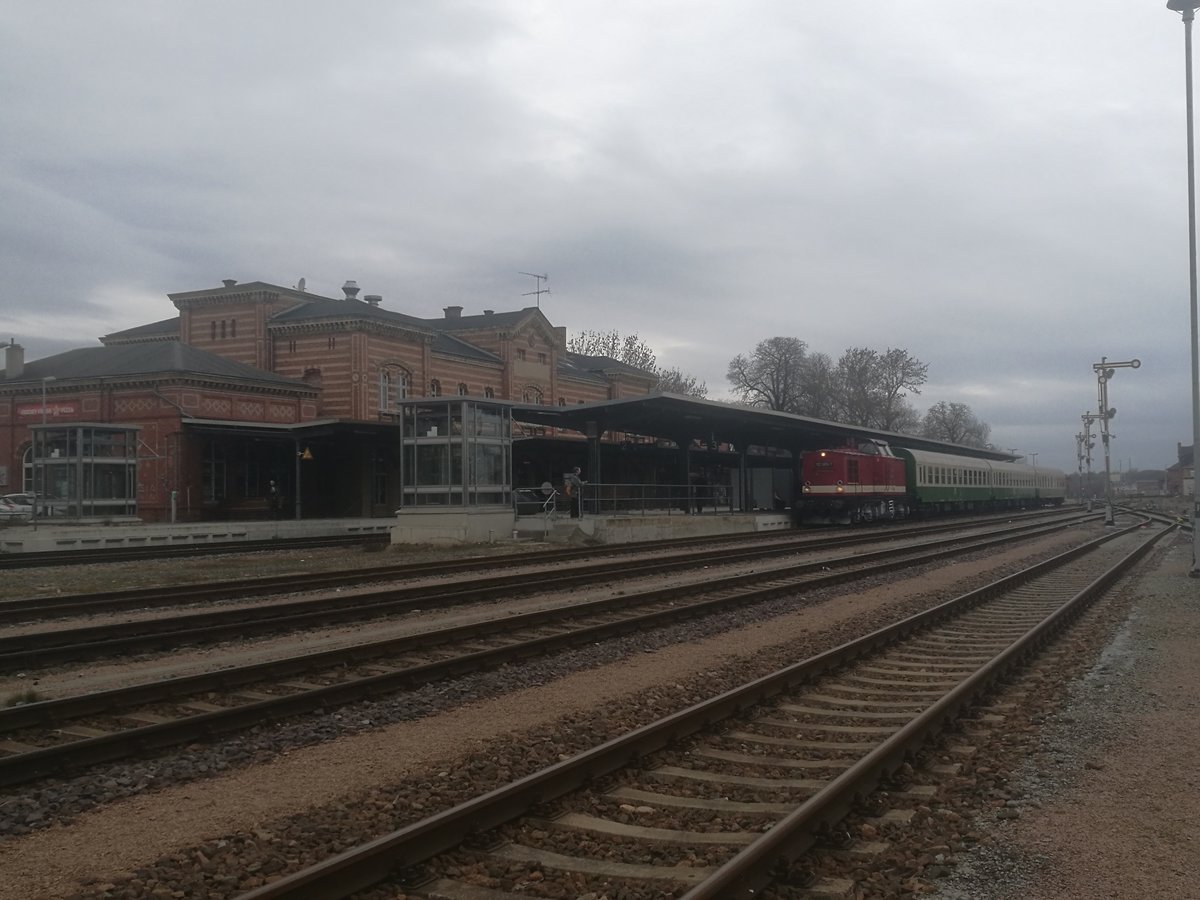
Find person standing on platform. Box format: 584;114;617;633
268;480;280;519
563;466;584;518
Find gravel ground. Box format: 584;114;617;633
0;520;1190;899
931;530;1200;899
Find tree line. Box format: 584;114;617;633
568;330;992;448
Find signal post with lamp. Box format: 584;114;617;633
1091;357;1141;526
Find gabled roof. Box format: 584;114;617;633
101;316;181;344
422;309;533;332
168;280;315;305
431;332;502;364
0;342;312;390
269;296;432;331
565;352;658;380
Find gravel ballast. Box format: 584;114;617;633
0;523;1193;899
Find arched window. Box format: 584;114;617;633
558;397;566;406
457;383;468;396
484;386;495;399
429;379;442;397
378;366;411;412
522;386;543;405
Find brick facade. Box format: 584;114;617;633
1;278;657;521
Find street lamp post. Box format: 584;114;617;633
1166;0;1200;575
32;375;56;529
1029;451;1039;466
1092;357;1141;526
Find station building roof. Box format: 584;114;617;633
510;392;1017;462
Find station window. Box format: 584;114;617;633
484;386;495;399
457;383;468;396
429;379;442;397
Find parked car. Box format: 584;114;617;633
0;495;33;519
1;493;60;517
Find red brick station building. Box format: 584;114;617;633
0;279;660;523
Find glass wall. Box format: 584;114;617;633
31;423;139;518
398;400;511;508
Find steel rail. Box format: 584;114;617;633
231;518;1164;900
0;516;1090;785
0;532;390;569
0;510;1083;623
682;524;1169;900
0;516;1082;670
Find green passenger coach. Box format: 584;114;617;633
891;447;1066;514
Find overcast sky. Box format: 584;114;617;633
1;1;1195;473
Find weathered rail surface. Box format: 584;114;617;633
0;514;1094;789
229;518;1168;900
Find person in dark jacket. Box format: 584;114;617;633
563;467;584;518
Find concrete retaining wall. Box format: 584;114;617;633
390;508;517;546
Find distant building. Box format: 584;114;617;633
1;279;657;521
1165;442;1195;497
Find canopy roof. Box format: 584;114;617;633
511;393;1016;461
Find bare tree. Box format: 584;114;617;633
657;366;708;398
874;348;928;431
834;347;879;426
795;351;839;420
921;401;992;447
726;337;809;411
568;329;657;373
569;329;706;396
835;346;927;430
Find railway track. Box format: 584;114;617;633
0;514;1095;787
230;516;1169;900
0;509;1083;624
0;514;1091;672
0;531;391;569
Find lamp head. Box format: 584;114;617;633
1168;0;1200;11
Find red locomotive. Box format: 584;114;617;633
798;442;909;524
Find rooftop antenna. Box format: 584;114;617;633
519;272;549;308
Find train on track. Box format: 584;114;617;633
798;441;1067;524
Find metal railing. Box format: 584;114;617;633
582;482;734;517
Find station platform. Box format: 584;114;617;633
0;509;795;555
0;517;394;556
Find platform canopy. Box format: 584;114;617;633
511;393;1015;461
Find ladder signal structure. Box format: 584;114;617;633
519;271;550;308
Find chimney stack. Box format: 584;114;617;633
342;280;360;301
364;294;382;307
4;341;24;379
443;305;463;319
